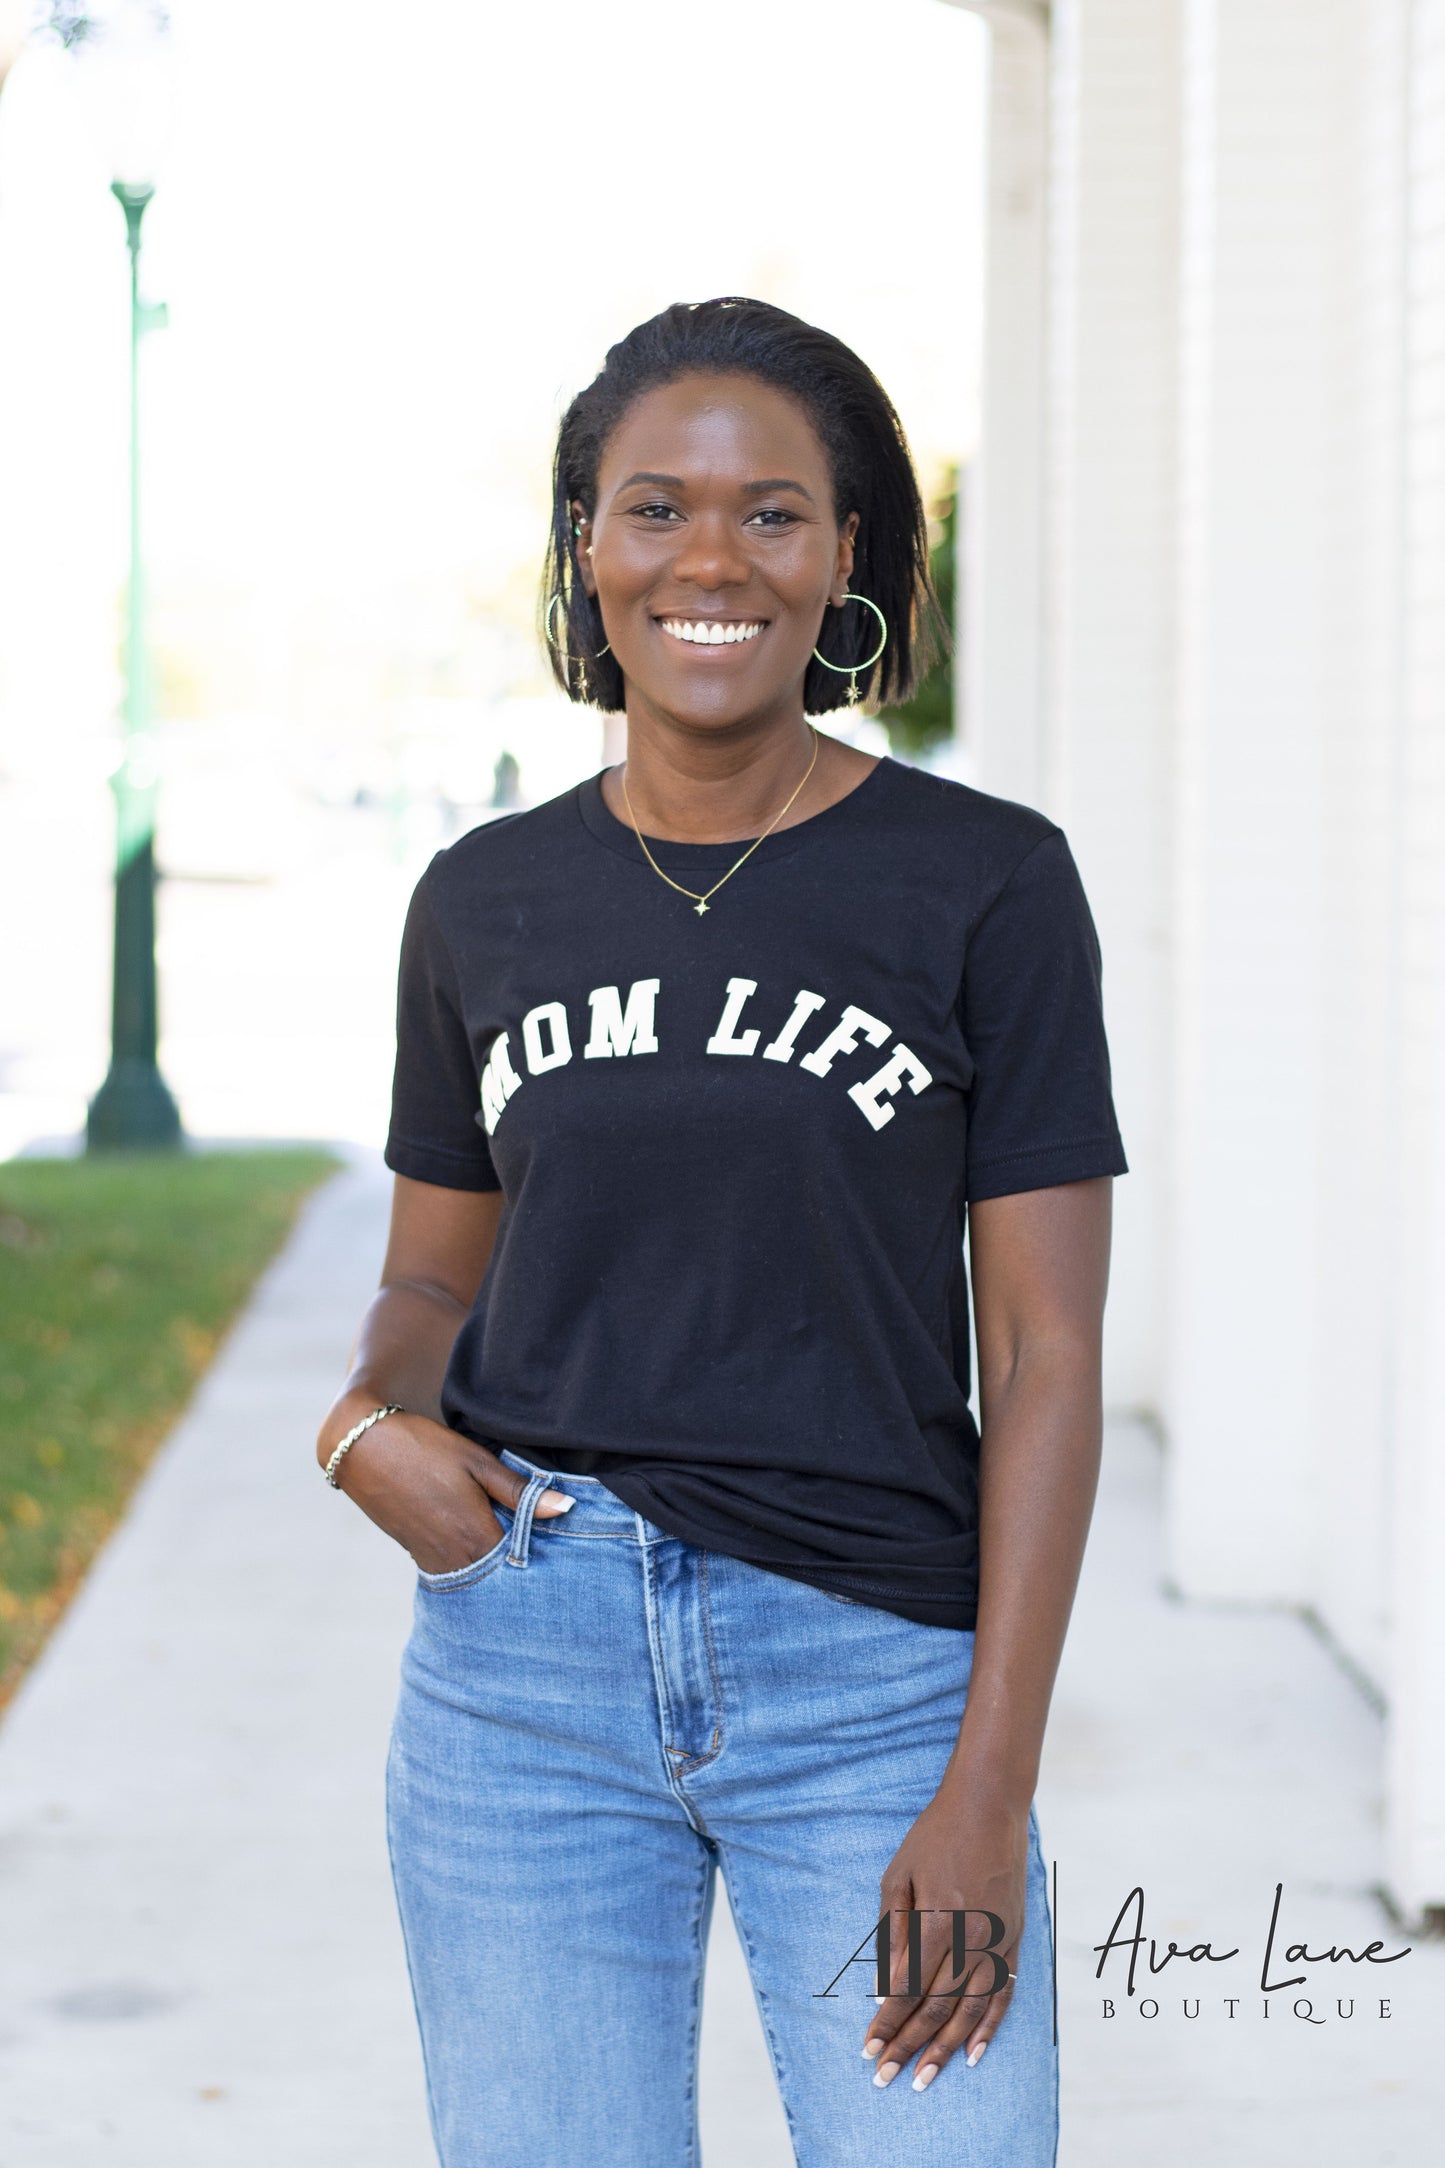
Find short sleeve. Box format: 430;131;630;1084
383;865;501;1192
960;827;1128;1202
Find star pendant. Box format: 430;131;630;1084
694;898;710;915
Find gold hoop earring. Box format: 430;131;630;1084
546;589;611;662
811;592;887;707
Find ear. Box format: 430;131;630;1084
831;513;860;606
571;501;598;597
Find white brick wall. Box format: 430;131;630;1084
1039;0;1183;1412
964;6;1050;810
1309;0;1407;1707
1167;0;1337;1605
1386;0;1445;1923
957;0;1445;1915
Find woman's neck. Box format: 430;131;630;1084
600;712;879;845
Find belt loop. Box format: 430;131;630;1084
506;1469;553;1567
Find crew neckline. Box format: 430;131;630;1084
576;751;898;869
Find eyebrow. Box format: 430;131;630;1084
743;478;815;503
616;471;817;504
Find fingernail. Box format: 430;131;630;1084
540;1491;574;1510
967;2042;987;2068
873;1994;888;2005
873;2062;900;2088
861;2038;883;2059
912;2065;939;2092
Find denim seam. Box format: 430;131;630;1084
679;1845;714;2168
639;1534;685;1796
414;1543;509;1591
712;1838;803;2161
531;1529;639;1542
1037;1813;1061;2168
672;1548;726;1775
383;1738;448;2157
505;1470;551;1566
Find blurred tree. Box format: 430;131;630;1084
491;749;521;809
42;3;101;47
1;4;104;108
880;465;957;764
1;2;170;84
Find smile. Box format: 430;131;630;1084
657;618;767;646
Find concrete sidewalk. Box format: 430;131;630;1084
0;1154;435;2164
0;1153;1438;2163
1040;1432;1445;2164
0;1152;790;2168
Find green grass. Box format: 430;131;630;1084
0;1148;340;1708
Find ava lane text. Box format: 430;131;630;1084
1093;1883;1411;1996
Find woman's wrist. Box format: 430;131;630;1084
316;1382;408;1470
937;1728;1041;1815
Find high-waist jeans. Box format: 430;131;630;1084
385;1447;1059;2167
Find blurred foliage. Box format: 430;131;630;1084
0;1148;338;1708
32;5;170;54
38;3;99;49
881;465;958;763
153;638;208;722
491;749;522;808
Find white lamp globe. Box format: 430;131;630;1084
78;0;174;196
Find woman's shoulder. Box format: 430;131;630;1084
417;779;589;899
881;757;1057;841
870;757;1066;902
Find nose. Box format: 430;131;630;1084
669;509;750;591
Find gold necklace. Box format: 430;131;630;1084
619;726;821;916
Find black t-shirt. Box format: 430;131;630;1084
384;754;1127;1630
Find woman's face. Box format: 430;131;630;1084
577;371;857;736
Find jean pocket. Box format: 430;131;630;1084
819;1587;867;1606
414;1510;513;1590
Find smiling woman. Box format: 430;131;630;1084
316;298;1127;2168
543;297;939;727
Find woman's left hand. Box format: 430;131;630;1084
861;1778;1030;2091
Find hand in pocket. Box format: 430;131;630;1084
322;1411;573;1575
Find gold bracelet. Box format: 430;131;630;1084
323;1403;402;1488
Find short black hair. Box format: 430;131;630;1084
541;297;947;715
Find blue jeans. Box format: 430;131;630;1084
385;1449;1059;2167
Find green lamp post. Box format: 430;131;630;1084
86;29;181;1149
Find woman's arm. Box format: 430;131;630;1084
947;1174;1113;1803
862;1175;1113;2091
322;1173;503;1434
315;1173;574;1574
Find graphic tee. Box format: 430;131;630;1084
384;755;1128;1630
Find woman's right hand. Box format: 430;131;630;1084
316;1402;574;1575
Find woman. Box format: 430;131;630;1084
316;297;1126;2168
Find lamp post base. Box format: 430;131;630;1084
86;1059;183;1152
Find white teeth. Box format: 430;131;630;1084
660;619;765;645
